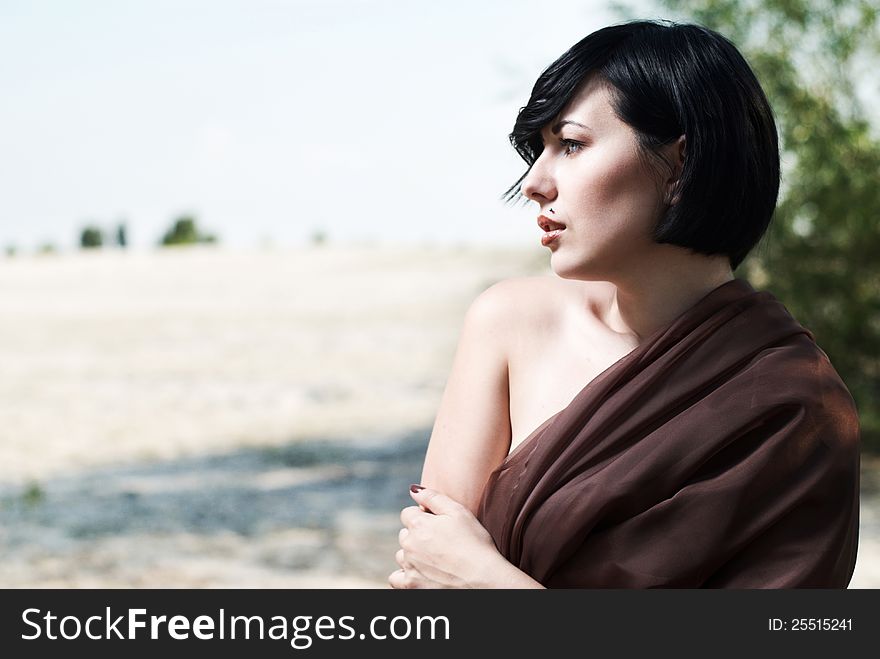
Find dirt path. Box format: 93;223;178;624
0;429;429;587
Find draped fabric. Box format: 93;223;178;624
476;278;860;588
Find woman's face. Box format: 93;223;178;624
521;75;676;281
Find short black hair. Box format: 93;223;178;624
503;19;779;270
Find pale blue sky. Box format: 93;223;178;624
0;0;667;250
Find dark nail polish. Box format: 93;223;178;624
410;484;425;493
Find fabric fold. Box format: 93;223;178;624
476;278;860;588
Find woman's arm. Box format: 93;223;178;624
392;487;546;589
390;280;549;589
419;281;515;516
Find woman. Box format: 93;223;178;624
389;20;860;589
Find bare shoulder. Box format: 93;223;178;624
474;275;612;337
472;275;570;320
420;275;613;514
478;274;569;300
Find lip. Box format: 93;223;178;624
541;228;564;247
537;214;566;248
537;214;566;232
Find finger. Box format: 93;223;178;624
400;505;427;527
395;548;408;569
388;567;422;590
388;568;406;589
409;485;466;516
398;527;409;546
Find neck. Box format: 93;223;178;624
601;250;734;343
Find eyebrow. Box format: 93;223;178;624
550;119;592;134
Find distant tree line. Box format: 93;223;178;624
79;223;126;249
4;216;339;257
159;216;217;246
73;215;218;251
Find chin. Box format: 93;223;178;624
549;252;605;282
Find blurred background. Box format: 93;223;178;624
0;0;877;587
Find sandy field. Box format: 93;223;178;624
0;244;876;588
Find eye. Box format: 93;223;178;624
560;139;584;156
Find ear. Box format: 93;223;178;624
664;134;686;206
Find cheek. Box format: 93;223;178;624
574;156;661;234
600;153;657;202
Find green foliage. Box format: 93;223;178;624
4;245;16;257
79;225;104;249
616;0;880;450
161;216;198;245
310;228;328;246
37;243;57;255
159;215;218;246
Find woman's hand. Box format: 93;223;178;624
388;485;501;589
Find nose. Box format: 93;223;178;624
520;151;557;206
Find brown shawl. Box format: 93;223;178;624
476;278;860;588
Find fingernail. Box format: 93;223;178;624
410;484;425;493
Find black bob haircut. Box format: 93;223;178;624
503;19;779;271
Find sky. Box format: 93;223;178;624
1;0;664;251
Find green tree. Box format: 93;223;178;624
160;215;218;246
615;0;880;449
80;225;104;249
